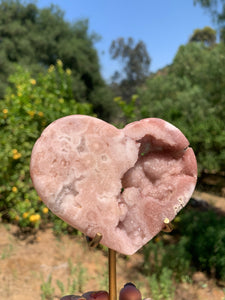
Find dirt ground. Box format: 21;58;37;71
0;191;225;300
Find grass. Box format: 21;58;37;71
40;259;88;299
1;244;13;259
98;264;109;290
41;275;55;300
148;267;175;300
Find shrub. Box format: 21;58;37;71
178;208;225;280
0;60;93;230
142;207;225;281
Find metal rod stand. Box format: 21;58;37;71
108;248;117;300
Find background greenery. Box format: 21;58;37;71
0;1;225;298
0;60;93;230
138;42;225;173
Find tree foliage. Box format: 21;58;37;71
0;0;104;106
137;42;225;173
194;0;225;41
194;0;225;20
110;37;150;99
189;26;217;46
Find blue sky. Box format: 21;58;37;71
37;0;215;81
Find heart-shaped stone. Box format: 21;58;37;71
30;115;197;255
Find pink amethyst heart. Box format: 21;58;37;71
30;115;197;255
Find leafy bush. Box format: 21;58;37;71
178;208;225;280
142;207;225;281
0;60;93;230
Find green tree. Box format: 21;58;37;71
194;0;225;41
0;0;106;112
138;42;225;173
189;26;217;46
109;37;151;99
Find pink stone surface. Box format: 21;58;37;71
30;115;197;255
